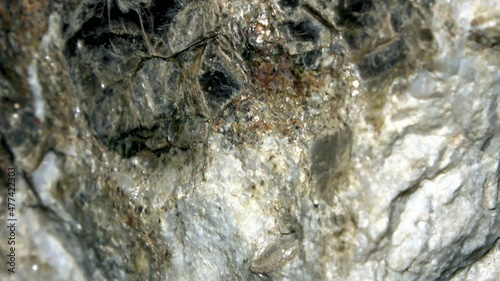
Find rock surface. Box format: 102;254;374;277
0;0;498;280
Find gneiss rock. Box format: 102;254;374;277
0;0;498;280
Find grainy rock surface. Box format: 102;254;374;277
0;0;498;280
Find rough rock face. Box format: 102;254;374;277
0;0;498;280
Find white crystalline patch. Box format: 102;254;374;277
261;136;276;151
409;71;436;99
113;172;140;200
388;194;431;271
205;151;273;238
26;210;86;281
380;134;447;197
452;83;476;129
32;152;61;206
205;153;244;183
28;62;45;121
41;14;63;49
425;172;464;205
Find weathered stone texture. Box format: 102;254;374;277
0;0;498;280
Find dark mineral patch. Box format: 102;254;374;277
301;49;322;69
284;20;320;42
390;3;413;32
311;130;352;198
357;39;406;79
199;70;240;103
337;0;374;28
108;126;170;158
279;0;300;9
334;0;434;82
